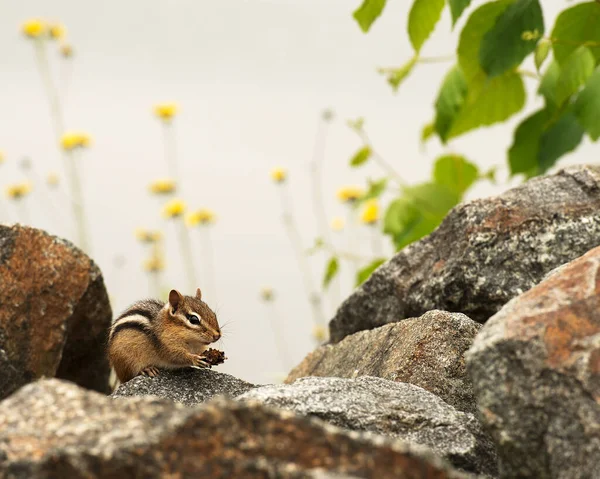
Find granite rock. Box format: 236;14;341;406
0;379;474;478
330;165;600;342
0;224;112;399
111;368;255;405
467;245;600;478
287;311;480;414
238;376;497;476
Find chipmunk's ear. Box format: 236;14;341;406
168;289;184;310
195;287;202;300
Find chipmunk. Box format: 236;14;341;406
108;288;221;383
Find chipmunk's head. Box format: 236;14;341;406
167;288;221;346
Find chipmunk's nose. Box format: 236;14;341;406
213;330;221;341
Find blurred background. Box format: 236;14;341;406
1;1;596;384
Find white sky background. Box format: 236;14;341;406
0;1;596;384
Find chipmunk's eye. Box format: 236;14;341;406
186;314;200;325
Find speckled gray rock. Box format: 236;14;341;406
111;368;255;406
467;245;600;478
287;310;480;414
0;224;112;399
238;376;497;476
0;379;475;478
330;165;600;342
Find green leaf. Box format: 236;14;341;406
449;0;472;26
551;2;600;66
538;112;584;174
356;258;387;286
383;198;425;250
421;122;435;143
434;66;468;142
381;56;418;91
555;46;595;106
404;182;461;217
448;72;526;139
350;146;372;167
353;0;387;33
482;166;498;184
457;0;514;83
479;0;544;78
323;257;339;289
534;39;551;72
384;182;460;250
508;108;550;176
408;0;445;52
574;67;600;141
538;60;561;109
433;154;479;195
361;178;388;202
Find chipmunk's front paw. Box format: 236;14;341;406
191;354;211;369
140;366;160;378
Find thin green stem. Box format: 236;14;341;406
277;185;326;326
175;219;198;293
345;206;360;275
162;121;179;180
265;301;293;372
33;40;89;251
309;119;332;245
418;55;455;64
68;150;90;253
26;165;70;233
355;129;407;186
309;117;342;309
199;227;218;302
33;40;65;136
320;239;372;262
59;56;74;105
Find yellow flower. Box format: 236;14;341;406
330;217;345;232
163;198;186;218
60;131;92;151
154;103;178;121
144;255;165;273
186;208;216;227
336;186;363;203
312;325;328;342
49;23;65;40
47;172;59;187
149;178;176;195
135;228;162;243
22;19;46;38
78;132;92;147
260;287;275;302
270;167;287;183
360;199;380;225
0;151;4;164
6;182;32;199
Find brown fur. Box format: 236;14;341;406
108;288;221;383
